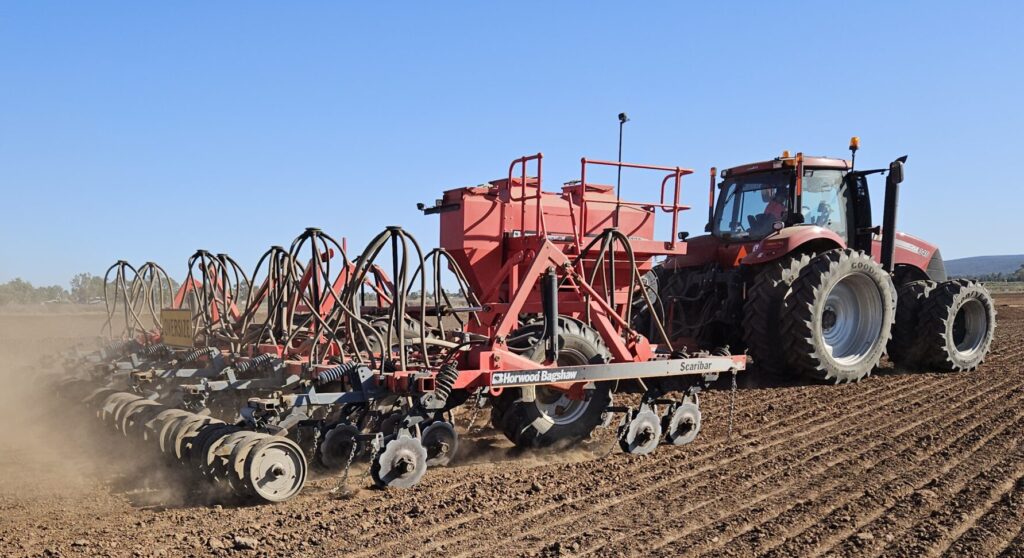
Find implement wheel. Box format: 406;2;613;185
663;400;702;446
492;318;612;449
371;435;428;489
242;437;307;503
781;249;896;383
422;422;458;467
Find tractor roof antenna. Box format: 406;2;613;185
614;112;629;228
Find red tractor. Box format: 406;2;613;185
640;138;997;382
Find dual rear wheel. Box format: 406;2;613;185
745;249;897;383
889;279;996;371
745;248;996;382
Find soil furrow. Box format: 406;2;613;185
803;407;1024;558
636;377;1024;557
879;450;1024;557
577;374;1023;557
342;375;930;556
943;475;1024;558
430;373;965;556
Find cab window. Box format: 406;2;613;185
801;169;848;240
714;170;791;240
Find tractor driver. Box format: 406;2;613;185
763;186;789;221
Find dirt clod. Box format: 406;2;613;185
232;536;259;550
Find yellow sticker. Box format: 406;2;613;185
160;308;195;348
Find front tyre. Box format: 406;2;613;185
781;249;896;383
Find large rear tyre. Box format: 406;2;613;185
742;253;812;375
491;318;612;449
887;280;937;370
917;280;996;371
781;249;896;383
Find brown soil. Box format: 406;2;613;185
2;296;1023;558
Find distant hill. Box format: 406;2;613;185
945;254;1024;277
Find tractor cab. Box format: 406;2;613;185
712;155;855;246
686;140;936;277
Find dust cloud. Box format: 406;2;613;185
0;309;181;507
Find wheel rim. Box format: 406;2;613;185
245;439;306;502
952;298;988;357
820;272;884;365
533;348;589;425
535;386;589;425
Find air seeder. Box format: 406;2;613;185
62;152;745;501
60;136;996;503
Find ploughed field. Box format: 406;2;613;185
1;295;1023;558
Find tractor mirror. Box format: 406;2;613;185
888;159;905;184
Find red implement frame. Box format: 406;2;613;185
435;154;709;393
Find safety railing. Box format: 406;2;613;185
576;158;693;250
507;153;547;238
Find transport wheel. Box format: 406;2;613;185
242;436;307;503
742;253;813;375
781;249;896;383
421;422;458;467
488;400;505;432
916;280;996;371
887;280;938;370
492;318;612;449
630;268;663;337
663;400;702;446
318;423;362;470
618;408;661;455
366;317;437;354
371;435;428;489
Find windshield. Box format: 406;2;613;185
713;168;850;241
713;170;791;240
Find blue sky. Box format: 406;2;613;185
1;1;1021;286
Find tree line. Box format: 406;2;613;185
0;273;180;306
954;264;1024;282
